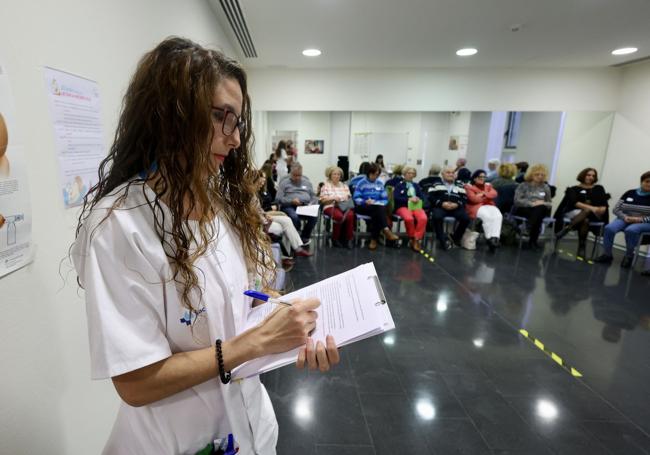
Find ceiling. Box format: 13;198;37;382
209;0;650;69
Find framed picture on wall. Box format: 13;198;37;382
448;136;459;150
304;139;324;154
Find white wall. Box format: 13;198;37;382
466;112;491;170
248;68;620;112
602;60;650;203
504;112;563;173
265;111;333;184
0;1;233;453
418;112;452;177
553;112;614;210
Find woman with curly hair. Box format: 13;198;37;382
514;163;553;249
71;37;338;454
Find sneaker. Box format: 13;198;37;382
594;254;613;264
301;238;311;247
345;240;354;250
576;245;586;259
368;239;378;250
440;239;453;251
294;248;313;257
620;255;633;269
410;238;422;252
332;239;343;248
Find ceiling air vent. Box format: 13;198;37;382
219;0;257;58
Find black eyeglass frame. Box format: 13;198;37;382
211;106;246;136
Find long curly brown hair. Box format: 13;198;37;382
75;37;274;314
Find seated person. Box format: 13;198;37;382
595;171;650;268
485;158;500;182
456;167;472;185
513;163;553;249
384;163;404;188
349;161;371;193
276;162;318;244
375;154;389;184
515;161;529;183
428;166;470;250
491;163;518;189
393;166;427;252
418;164;443;197
492;163;519;213
353;163;399;250
465;170;502;252
256;171;311;257
260;161;276;200
554;167;609;258
320;166;355;248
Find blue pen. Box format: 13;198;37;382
244;290;292;306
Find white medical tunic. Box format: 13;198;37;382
72;181;278;455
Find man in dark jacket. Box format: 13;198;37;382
428;166;470;250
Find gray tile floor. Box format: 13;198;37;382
261;237;650;454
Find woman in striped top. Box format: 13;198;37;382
595;171;650;268
320;166;355;248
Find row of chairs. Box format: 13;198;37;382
315;205;650;264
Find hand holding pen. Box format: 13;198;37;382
244;290;340;371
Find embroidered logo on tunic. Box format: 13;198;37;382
180;307;207;326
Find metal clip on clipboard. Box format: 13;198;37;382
368;275;387;306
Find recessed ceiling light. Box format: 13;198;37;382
302;48;322;57
612;47;638;56
456;48;478;57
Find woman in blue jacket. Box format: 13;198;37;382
353;163;399;250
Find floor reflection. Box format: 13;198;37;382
263;238;650;454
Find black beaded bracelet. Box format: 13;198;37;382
215;339;231;384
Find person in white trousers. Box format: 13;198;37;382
465;169;503;252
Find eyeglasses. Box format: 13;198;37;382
211;106;245;136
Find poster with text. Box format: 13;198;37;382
43;66;105;208
0;60;33;278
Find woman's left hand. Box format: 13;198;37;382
296;335;340;372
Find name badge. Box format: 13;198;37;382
539;192;545;196
580;190;587;194
626;197;634;202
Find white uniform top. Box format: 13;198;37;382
71;181;278;455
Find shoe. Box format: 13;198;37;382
642;269;650;277
345;240;354;249
294;248;313;257
332;239;343;248
621;255;633;269
301;238;311;247
488;237;497;253
440;239;453;251
382;227;399;242
410;238;422;252
594;254;613;264
555;226;571;240
576;245;586;259
451;235;462;248
281;258;294;272
368;239;378;250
